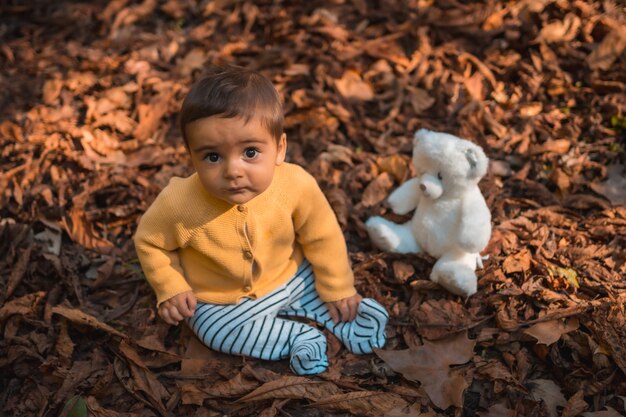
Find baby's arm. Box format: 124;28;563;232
291;168;357;304
134;190;194;312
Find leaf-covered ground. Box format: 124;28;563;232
1;1;625;416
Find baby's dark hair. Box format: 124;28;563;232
180;64;283;145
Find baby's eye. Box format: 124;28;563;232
437;172;443;180
244;148;260;159
205;153;221;163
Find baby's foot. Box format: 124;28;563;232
290;344;328;375
346;298;389;355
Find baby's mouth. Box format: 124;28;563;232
227;187;247;193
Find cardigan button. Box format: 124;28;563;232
243;250;253;260
237;205;247;213
243;284;252;292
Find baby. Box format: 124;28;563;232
134;65;388;375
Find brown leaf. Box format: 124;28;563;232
180;384;209;406
110;0;158;38
502;248;531;274
335;70;374;101
411;298;479;340
6;245;31;298
203;373;259;399
86;396;140;417
0;291;45;322
257;399;289;417
562;390;588;417
178;48;207;77
529;139;571;155
524;318;579;345
51;304;126;338
118;341;170;415
376;331;475;409
586;24;626;71
474;360;517;386
377;155;410;183
236;376;340;402
464;72;485;101
535;14;581;43
62;207;114;252
407;86;435;113
133;91;173;141
311;391;410;417
392;261;414;284
56;319;75;365
319;144;354;166
42;78;63;104
361;172;394;207
550;168;570;192
518;102;543;117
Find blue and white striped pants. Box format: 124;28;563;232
187;261;389;375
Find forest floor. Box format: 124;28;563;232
1;1;626;416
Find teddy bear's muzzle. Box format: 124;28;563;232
419;174;443;199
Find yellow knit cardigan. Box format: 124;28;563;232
134;163;356;306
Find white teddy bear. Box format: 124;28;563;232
365;129;492;296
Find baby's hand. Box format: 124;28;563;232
325;293;363;324
158;291;197;325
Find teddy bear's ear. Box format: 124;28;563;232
464;146;488;179
413;128;429;146
465;149;478;169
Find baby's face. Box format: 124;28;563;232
185;115;286;205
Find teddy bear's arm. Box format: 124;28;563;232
388;178;421;215
457;192;492;253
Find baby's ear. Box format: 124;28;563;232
464;145;488;179
276;133;287;165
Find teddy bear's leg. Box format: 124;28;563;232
365;217;420;254
430;251;478;296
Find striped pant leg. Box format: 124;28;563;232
279;261;389;355
187;280;328;375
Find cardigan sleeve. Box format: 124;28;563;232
134;184;193;306
291;168;356;302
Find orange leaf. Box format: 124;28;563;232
335;70;374;101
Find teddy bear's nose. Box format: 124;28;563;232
420;183;426;191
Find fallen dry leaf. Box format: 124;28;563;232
0;291;46;323
562;390;588;417
361;172;394;207
51;304;127;338
236;376;341;403
524;318;579;345
376;332;475;409
335;70;374;101
586;24;626;71
311;391;410;417
535;14;581;43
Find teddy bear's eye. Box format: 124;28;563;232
437;172;443;180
